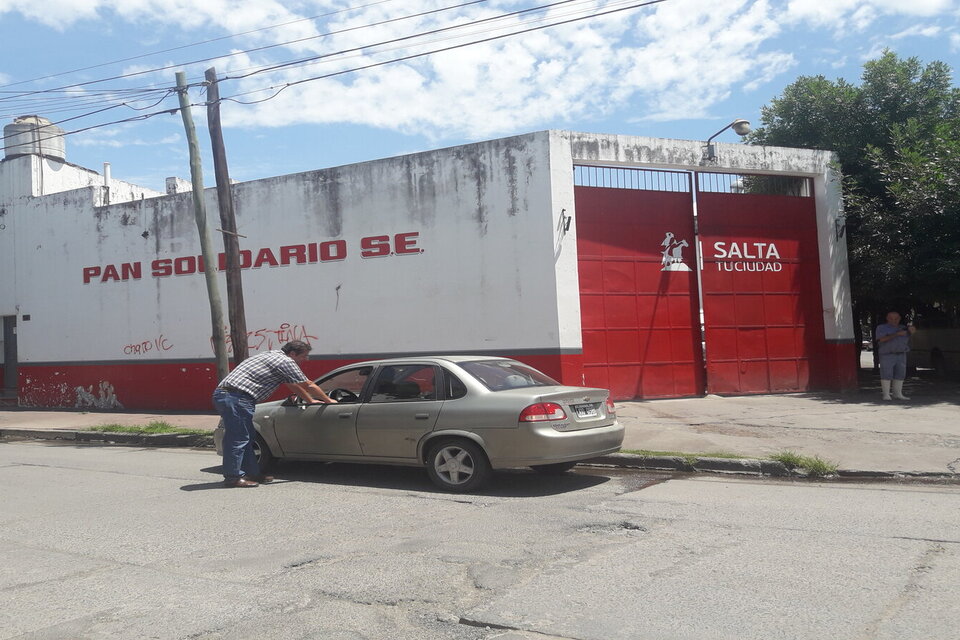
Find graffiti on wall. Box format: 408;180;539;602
19;378;123;409
75;381;123;409
212;323;319;354
123;335;174;356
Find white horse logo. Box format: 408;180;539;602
660;232;692;272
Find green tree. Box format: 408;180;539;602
856;119;960;307
750;51;960;339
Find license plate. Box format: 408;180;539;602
573;403;598;418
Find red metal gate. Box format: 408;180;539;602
575;167;824;399
696;173;824;394
575;168;704;400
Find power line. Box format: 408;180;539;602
0;0;585;124
230;0;643;87
0;0;491;104
3;0;667;154
225;0;581;81
0;0;597;113
1;91;178;145
224;0;665;101
0;0;404;90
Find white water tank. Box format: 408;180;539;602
3;115;66;161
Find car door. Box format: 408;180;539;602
356;363;442;459
272;365;372;457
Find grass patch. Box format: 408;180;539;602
769;450;838;477
622;448;839;477
88;421;209;436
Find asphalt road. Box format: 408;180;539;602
2;441;959;639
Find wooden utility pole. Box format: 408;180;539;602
176;71;229;381
205;66;249;364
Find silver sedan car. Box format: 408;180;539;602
214;355;623;491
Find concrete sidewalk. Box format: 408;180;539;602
2;372;958;477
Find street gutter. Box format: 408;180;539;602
3;429;958;482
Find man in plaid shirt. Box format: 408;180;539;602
213;340;335;487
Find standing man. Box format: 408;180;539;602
213;340;336;487
875;310;916;401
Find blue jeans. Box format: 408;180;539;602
212;388;260;479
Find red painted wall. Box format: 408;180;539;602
17;354;585;410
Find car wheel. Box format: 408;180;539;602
253;434;276;471
425;438;491;492
531;461;578;475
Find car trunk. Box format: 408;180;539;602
532;386;613;431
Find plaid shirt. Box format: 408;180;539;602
218;350;310;401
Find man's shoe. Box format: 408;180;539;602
224;477;259;488
252;475;274;483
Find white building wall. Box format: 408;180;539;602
546;131;583;353
0;155;160;202
3;132;571;365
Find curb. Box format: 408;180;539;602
3;429;959;482
585;453;960;482
0;428;214;448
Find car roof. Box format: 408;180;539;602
329;355;514;367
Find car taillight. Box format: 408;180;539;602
605;398;616;415
519;402;567;422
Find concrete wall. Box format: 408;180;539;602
0;129;857;406
0;155;161;202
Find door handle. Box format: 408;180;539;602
338;412;353;419
414;413;430;419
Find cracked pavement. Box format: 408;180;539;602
2;441;959;639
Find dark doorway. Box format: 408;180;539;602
2;315;17;404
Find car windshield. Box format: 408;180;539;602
459;360;559;391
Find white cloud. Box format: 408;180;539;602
890;24;943;39
0;0;309;32
71;124;180;148
3;0;960;145
785;0;959;32
211;0;803;138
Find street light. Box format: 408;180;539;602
702;118;751;164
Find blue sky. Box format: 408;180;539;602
1;0;958;192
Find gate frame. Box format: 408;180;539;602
554;130;857;393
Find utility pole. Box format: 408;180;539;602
205;66;249;364
176;71;229;381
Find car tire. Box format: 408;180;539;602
425;438;491;492
253;434;276;471
531;461;578;475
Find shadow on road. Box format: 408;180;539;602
186;461;611;497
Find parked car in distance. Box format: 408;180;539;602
214;355;624;492
907;324;960;375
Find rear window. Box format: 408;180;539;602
459;361;559;391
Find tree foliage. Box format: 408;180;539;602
750;51;960;322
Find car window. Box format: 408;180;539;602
318;366;373;402
459;361;558;391
369;365;438;402
443;370;468;400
